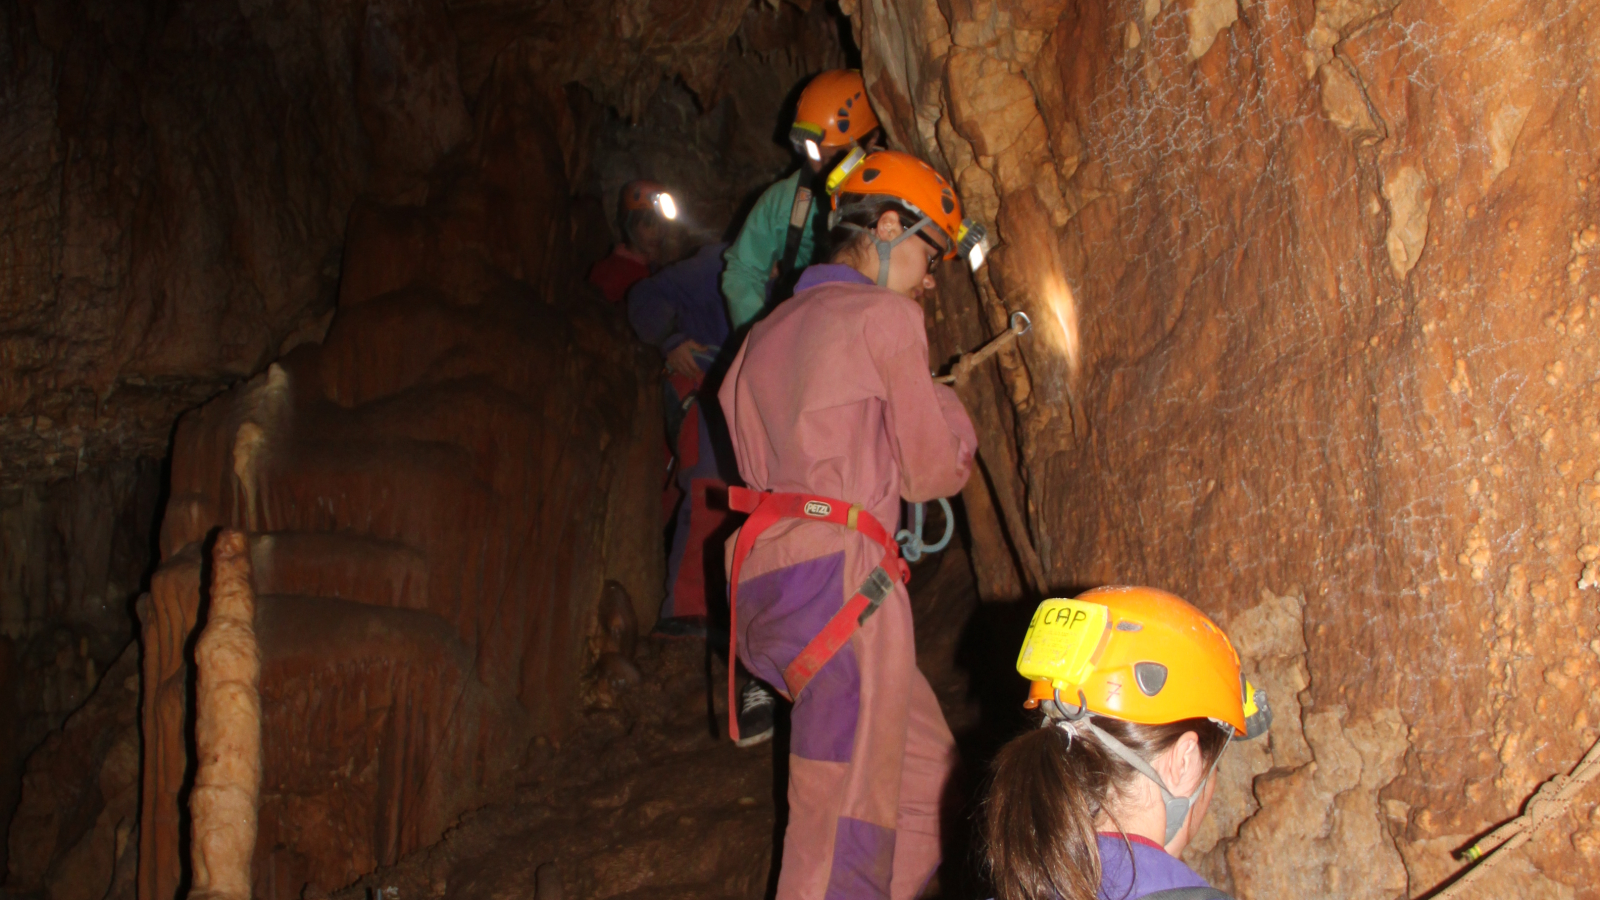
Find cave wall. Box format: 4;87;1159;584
0;0;378;485
134;50;651;900
843;0;1600;895
111;2;849;899
577;1;850;250
0;459;159;879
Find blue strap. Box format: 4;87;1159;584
896;497;955;562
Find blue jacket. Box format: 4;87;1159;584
627;242;732;362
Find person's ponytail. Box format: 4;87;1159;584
984;723;1116;900
985;714;1231;900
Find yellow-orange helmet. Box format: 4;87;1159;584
790;70;879;159
828;150;990;273
1017;586;1268;739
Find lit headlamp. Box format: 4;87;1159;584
954;220;990;271
825;146;868;195
790;122;826;162
653;191;678;220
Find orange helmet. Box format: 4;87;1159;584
790;70;879;160
829;150;990;276
620;180;678;219
1017;586;1268;739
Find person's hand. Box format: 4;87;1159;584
949;352;978;385
666;340;710;380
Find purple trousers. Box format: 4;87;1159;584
731;520;955;900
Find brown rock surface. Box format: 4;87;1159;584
6;641;141;900
138;59;665;897
846;0;1600;894
0;0;800;486
0;458;159;874
16;0;1600;895
0;0;371;484
6;0;852;893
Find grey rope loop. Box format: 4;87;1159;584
896;498;955;563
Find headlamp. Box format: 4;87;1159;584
789;122;826;160
954;219;990;271
654;192;678;220
825;146;867;196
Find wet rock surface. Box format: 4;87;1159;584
139;106;664;900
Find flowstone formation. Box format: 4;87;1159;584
140;66;663;898
844;0;1600;894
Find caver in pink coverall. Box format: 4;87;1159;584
719;264;977;900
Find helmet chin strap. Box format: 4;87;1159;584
1051;698;1232;846
841;217;935;286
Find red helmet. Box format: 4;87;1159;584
619;180;678;219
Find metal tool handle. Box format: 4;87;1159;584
934;311;1032;384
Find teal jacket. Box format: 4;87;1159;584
721;170;829;328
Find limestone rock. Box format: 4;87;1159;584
138;41;663;900
6;642;141;900
1185;0;1238;62
1382;165;1432;280
850;0;1600;892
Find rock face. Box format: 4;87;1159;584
138;54;666;898
845;0;1600;894
8;0;853;895
0;0;371;486
6;642;141;900
0;458;160;875
579;1;849;247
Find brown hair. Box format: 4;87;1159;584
983;714;1229;900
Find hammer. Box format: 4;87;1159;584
934;311;1033;384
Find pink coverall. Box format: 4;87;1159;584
720;265;977;900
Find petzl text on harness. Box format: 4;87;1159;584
724;485;907;741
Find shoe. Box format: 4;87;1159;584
735;680;776;747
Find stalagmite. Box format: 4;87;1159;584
187;529;262;900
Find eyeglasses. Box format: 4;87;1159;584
915;231;946;272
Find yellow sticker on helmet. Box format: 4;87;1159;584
1016;599;1112;689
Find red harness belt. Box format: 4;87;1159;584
725;485;908;742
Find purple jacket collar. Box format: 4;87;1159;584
1096;833;1210;899
795;264;875;293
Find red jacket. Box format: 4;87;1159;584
587;245;652;303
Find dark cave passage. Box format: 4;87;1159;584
2;1;1599;899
